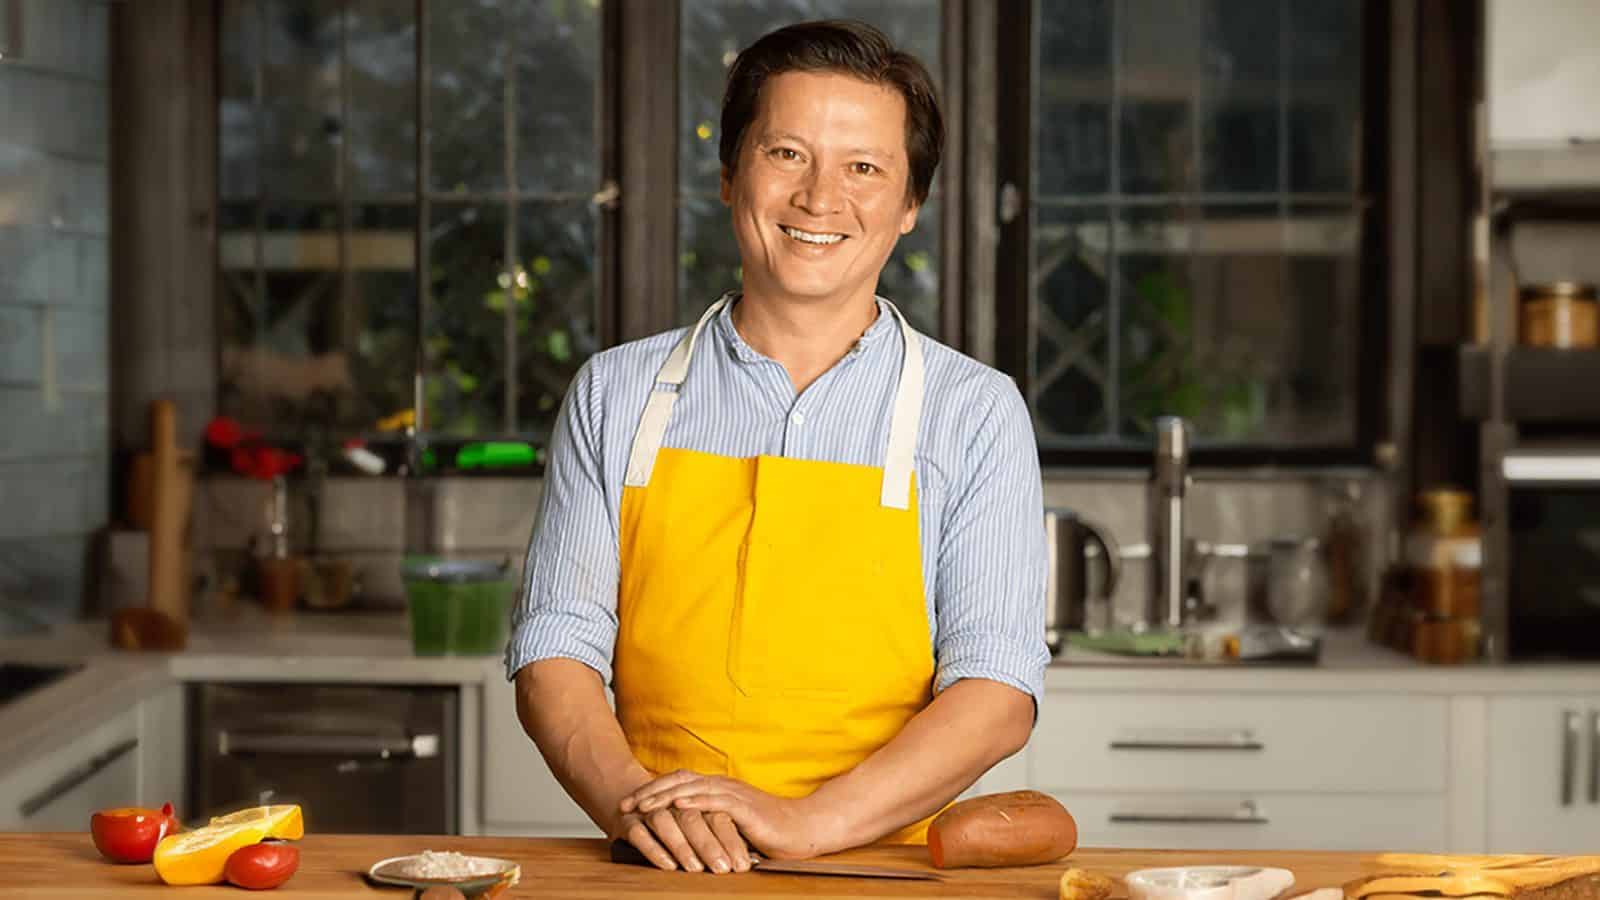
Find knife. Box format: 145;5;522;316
608;839;944;880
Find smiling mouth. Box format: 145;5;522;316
779;225;847;246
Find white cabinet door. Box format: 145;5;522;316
1059;791;1449;852
1487;695;1600;853
1030;692;1449;793
136;684;185;810
478;671;601;837
0;708;142;830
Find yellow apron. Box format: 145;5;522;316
612;294;937;844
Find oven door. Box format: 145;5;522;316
191;684;457;834
1504;450;1600;660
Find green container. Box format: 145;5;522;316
401;557;514;656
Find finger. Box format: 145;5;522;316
646;808;704;873
675;809;731;875
622;816;678;871
706;811;751;872
625;770;704;813
639;778;734;813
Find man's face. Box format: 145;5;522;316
720;70;920;308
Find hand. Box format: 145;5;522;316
613;780;751;874
621;771;833;860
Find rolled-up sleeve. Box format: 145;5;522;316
931;377;1050;709
504;356;621;683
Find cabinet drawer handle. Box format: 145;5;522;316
1562;710;1580;807
1110;801;1268;825
20;738;139;819
1589;710;1599;806
219;731;439;760
1111;729;1262;752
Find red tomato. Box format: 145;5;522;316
90;802;179;864
225;841;300;890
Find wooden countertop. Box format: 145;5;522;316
7;834;1386;898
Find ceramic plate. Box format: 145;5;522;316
366;853;521;896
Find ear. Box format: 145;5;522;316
720;166;734;206
899;200;920;235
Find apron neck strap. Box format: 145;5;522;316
623;294;730;487
879;300;923;510
622;293;926;512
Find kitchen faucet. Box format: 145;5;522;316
1147;416;1190;631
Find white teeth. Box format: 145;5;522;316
780;225;845;245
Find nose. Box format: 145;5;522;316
793;165;843;216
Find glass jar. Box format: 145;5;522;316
1404;489;1483;663
1519;281;1598;348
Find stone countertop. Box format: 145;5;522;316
0;608;506;775
1044;625;1600;693
3;610;1600;777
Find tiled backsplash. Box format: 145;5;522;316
0;0;112;634
192;469;1391;623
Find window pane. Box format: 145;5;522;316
426;203;508;435
1201;0;1281;193
259;0;341;197
1118;0;1199;195
1037;0;1111;197
677;0;943;335
1287;0;1362;193
428;1;507;194
1033;205;1113;444
347;0;416;197
425;202;599;437
1032;0;1365;449
515;1;601;195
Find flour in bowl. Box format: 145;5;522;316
398;850;508;879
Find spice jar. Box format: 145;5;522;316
1519;281;1598;348
1404;489;1483;664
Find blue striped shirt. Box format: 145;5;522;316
504;296;1050;706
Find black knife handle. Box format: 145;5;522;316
610;838;655;867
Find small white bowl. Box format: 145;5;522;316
1126;865;1296;900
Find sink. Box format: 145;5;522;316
0;662;83;709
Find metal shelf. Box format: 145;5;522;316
1460;346;1600;422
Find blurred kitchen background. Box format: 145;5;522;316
3;0;1600;849
0;0;1589;654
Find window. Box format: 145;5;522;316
1009;0;1373;455
218;0;602;441
216;0;1381;462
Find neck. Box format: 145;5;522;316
731;290;879;395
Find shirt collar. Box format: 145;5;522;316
714;292;896;364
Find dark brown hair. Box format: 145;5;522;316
719;20;943;207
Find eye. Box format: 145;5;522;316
851;162;880;176
770;147;803;163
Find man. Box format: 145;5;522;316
505;19;1048;875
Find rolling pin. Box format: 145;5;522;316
146;400;191;637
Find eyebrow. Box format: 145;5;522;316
759;132;898;161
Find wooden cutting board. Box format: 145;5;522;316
1;833;1389;899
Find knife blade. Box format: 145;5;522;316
609;839;943;880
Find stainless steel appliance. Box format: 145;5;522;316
1502;449;1600;660
191;683;456;834
1043;509;1120;652
1148;417;1191;631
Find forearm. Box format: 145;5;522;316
513;657;652;838
802;678;1033;854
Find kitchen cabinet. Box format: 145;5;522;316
0;682;185;830
0;708;141;830
1486;694;1600;853
1031;691;1451;851
478;670;601;837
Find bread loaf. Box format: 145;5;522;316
926;790;1077;869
